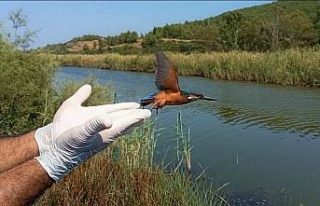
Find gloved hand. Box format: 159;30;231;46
35;84;143;155
35;84;151;181
36;108;150;181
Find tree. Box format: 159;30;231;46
313;6;320;44
8;8;38;51
220;11;243;51
261;6;317;50
142;34;159;48
124;31;138;43
238;18;268;51
280;10;317;48
83;44;90;54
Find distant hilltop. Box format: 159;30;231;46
35;1;320;54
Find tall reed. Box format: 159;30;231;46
176;111;193;176
55;49;320;87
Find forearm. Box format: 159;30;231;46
0;158;54;205
0;131;39;173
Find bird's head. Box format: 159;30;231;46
182;91;217;102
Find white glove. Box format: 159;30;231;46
34;84;151;181
35;84;143;155
36;108;150;181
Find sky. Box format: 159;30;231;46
0;1;272;49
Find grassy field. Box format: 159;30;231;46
51;49;320;87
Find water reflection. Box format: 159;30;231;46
215;106;320;138
177;76;320;139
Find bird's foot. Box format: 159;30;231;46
151;105;159;115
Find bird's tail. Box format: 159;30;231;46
140;98;153;107
140;93;156;107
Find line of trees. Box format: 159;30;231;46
17;1;320;54
142;1;320;53
105;31;139;46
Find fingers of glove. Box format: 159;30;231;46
53;84;92;121
103;107;148;120
108;117;146;137
99;109;151;143
83;115;113;136
52;102;141;146
57;115;113;150
55;102;140;127
65;84;92;105
86;102;141;114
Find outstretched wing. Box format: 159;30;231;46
155;51;180;92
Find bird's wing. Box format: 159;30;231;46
140;92;157;106
155;51;180;92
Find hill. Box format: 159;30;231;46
37;1;320;54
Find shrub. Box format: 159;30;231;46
0;39;57;135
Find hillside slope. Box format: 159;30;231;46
37;1;320;54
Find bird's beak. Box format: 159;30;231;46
201;96;217;101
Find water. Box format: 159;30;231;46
55;67;320;205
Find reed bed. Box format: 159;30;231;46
54;53;155;72
54;49;320;87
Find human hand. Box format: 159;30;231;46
35;84;142;155
36;107;150;181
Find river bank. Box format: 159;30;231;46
47;49;320;87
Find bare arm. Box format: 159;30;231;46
0;131;39;173
0;158;54;205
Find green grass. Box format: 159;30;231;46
54;49;320;87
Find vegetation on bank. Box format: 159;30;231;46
0;40;57;135
54;49;320;87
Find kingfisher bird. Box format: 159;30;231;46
140;51;216;113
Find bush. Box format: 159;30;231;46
0;39;57;135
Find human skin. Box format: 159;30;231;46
0;131;38;173
0;131;54;205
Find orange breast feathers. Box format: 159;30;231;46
153;91;188;108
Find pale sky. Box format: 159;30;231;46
0;1;272;48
